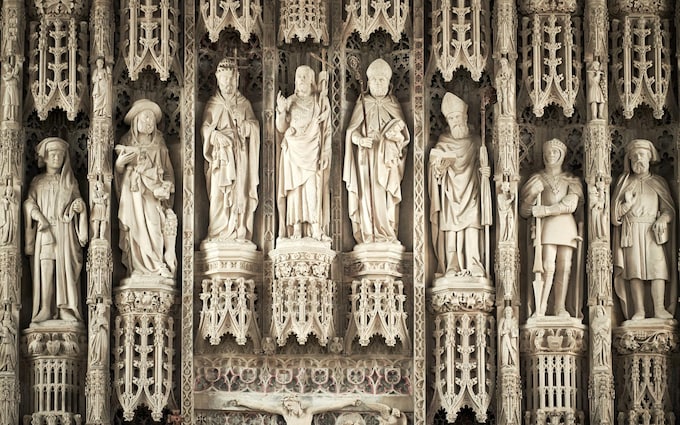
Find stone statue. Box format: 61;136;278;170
586;60;606;120
232;395;361;425
496;58;515;116
429;92;489;277
2;61;19;122
89;304;108;365
520;139;583;318
90;179;108;240
612;139;676;321
344;58;410;244
499;306;519;367
498;181;515;243
276;65;331;240
115;99;177;278
202;57;260;242
0;310;16;371
0;182;16;246
591;305;610;367
24;137;88;323
91;57;111;118
589;178;608;241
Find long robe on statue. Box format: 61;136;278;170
344;94;409;244
202;90;260;241
612;172;677;319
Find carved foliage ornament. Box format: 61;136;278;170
432;0;491;82
521;13;582;117
611;15;671;119
121;0;181;81
201;0;262;43
279;0;328;44
343;0;409;42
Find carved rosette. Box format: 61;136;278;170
342;0;409;42
520;1;582;118
520;319;588;425
198;277;260;350
28;0;88;121
610;13;671;119
22;326;87;425
269;241;336;347
278;0;328;44
113;283;177;421
432;0;491;82
121;0;181;81
201;0;262;43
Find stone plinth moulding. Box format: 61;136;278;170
269;239;336;347
520;317;587;425
613;321;678;425
431;0;491;82
200;0;263;43
22;325;87;425
343;242;410;354
113;279;177;421
428;276;496;423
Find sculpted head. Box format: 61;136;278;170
442;92;469;139
125;99;162;137
295;66;315;97
282;395;302;416
367;58;392;98
542;139;566;168
216;58;239;96
625;139;658;176
37;137;69;173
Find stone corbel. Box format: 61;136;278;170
201;0;262;43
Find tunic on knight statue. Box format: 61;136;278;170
520;139;584;319
115;99;177;279
276;65;331;241
613;139;676;322
429;92;490;278
344;58;410;245
25;138;88;324
203;57;260;243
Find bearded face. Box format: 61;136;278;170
446;112;469;138
630;149;651;175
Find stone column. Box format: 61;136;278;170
584;1;615;424
0;0;24;422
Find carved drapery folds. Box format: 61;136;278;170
121;0;181;81
113;285;176;421
520;0;581;118
432;0;491;82
342;0;409;42
27;0;89;121
610;5;672;119
201;0;262;43
278;0;328;44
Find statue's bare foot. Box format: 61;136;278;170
555;309;571;319
654;309;673;320
292;225;302;239
631;311;645;321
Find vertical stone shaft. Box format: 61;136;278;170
412;1;427;424
584;1;615;424
0;0;24;423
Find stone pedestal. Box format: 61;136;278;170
344;242;409;353
196;241;262;351
113;278;177;421
613;320;678;425
521;317;588;425
269;238;336;347
22;323;87;425
428;276;495;423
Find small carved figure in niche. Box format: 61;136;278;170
276;65;331;241
0;310;16;371
231;395;361;425
25;138;87;323
27;332;45;355
589;177;608;240
62;332;79;355
586;60;606;120
2;61;19;122
612;139;676;321
89;303;108;365
496;58;515;116
591;305;610;367
91;57;112;118
344;58;410;245
203;57;260;242
364;402;407;425
520;139;583;318
0;181;16;246
115;99;177;278
499;306;518;367
429;93;489;277
91;179;108;240
498;180;515;243
336;413;365;425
